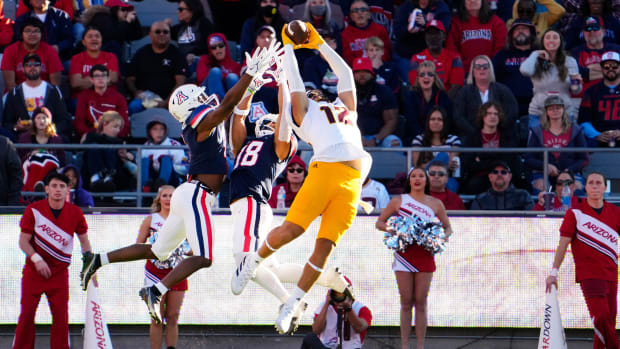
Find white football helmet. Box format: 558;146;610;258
168;84;219;123
254;114;278;137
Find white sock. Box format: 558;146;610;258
100;253;109;266
155;281;168;295
288;287;306;305
253;265;289;303
255;252;264;263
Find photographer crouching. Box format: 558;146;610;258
301;279;372;349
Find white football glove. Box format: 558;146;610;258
244;40;283;77
266;57;286;86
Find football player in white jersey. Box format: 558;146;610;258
231;22;372;334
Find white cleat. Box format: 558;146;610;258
231;254;259;295
276;300;308;335
275;297;304;335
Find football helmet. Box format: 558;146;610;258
168;84;219;123
254;114;278;138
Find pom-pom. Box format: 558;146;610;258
382;216;447;255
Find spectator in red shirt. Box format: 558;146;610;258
268;155;307;208
446;0;507;70
69;27;119;97
1;17;62;91
428;160;465;210
409;19;464;97
341;0;391;65
0;0;14;52
74;64;129;140
196;33;241;99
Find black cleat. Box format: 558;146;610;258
80;252;100;291
139;286;162;324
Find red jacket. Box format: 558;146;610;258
0;7;14;51
446;14;507;70
341;21;391;65
196;33;241;86
430;190;466;210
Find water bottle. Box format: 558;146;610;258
452;156;461;178
277;186;286;209
560;184;571;212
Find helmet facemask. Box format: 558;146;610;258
254;114;278;138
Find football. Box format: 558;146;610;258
285;20;309;45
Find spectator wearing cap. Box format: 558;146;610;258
80;0;144;65
3;52;70;140
446;0;507;72
520;29;582;129
428;160;465;210
571;17;620;95
364;36;402;93
578;51;620;147
14;0;73;60
171;0;215;68
564;3;620;50
0;0;15;53
141;119;187;192
506;0;565;38
303;29;340;101
353;57;402;147
453;55;519;138
69;27;120;98
470;160;534;210
341;0;391;65
74;64;129;141
408;19;464;98
392;0;451;78
301;279;372;349
525;95;588;193
492;19;536;117
240;0;285;56
126;21;188;114
1;17;62;91
196;33;241;99
268;155;307;208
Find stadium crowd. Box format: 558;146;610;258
0;0;619;210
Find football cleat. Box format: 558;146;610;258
275;297;304;334
139;286;163;324
231;254;259;295
80;252;101;291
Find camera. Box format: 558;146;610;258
329;289;347;305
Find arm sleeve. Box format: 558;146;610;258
358;306;372;327
448;54;465;87
559;209;577;238
75;209;88;235
20;206;35;234
519;50;538;76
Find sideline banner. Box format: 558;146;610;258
84;277;113;349
538;285;567;349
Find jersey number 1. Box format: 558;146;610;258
320;106;352;125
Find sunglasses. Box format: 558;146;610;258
474;63;490;70
119;7;130;12
584;26;600;32
23;29;41;34
177;7;190;12
556;179;574;185
603;63;619;70
418;72;434;78
210;43;225;50
91;73;108;78
23;62;41;67
350;7;369;13
153;29;170;35
491;169;510;175
428;170;447;177
287;168;304;174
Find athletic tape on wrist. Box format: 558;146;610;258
549;268;558;277
30;253;43;263
234;106;250;116
307;261;324;273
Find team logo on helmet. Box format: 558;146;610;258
176;91;189;105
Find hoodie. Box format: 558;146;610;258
60;164;95;207
196;33;242;86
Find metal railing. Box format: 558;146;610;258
11;143;620;207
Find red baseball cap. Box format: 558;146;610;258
105;0;134;10
352;57;375;75
425;19;445;32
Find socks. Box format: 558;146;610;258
100;253;109;266
288;287;306;304
155;281;168;295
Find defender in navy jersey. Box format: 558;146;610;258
229;73;354;334
80;40;283;323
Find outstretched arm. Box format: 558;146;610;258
231;93;253;157
274;67;296;161
281;43;308;126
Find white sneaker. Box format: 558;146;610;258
231;253;259;295
276;297;304;334
276;300;308;335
